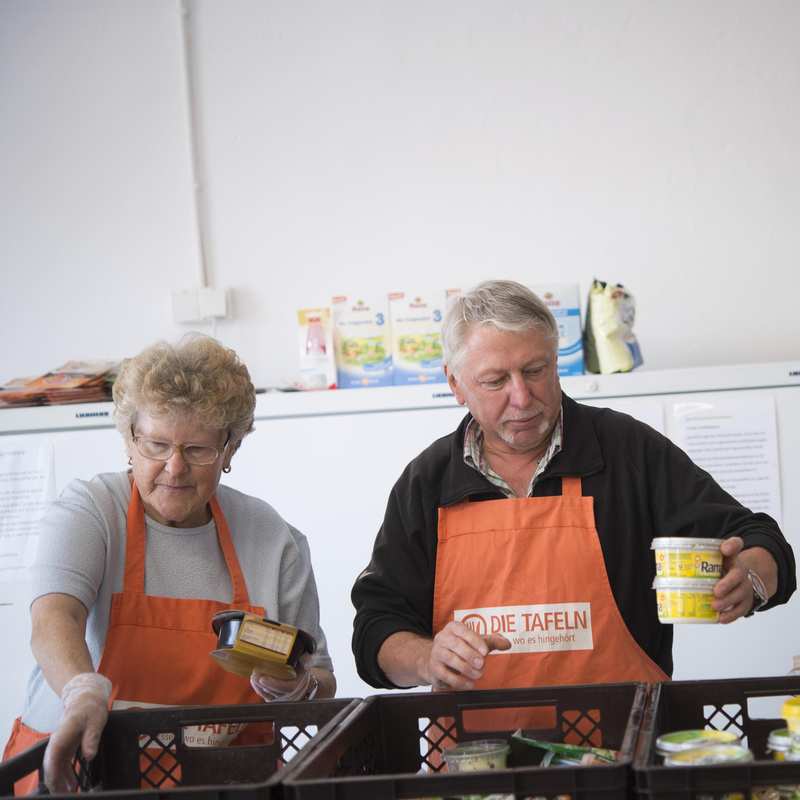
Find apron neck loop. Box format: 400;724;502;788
209;496;250;606
125;483;251;606
125;483;147;594
561;476;583;498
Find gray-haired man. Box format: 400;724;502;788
352;279;795;693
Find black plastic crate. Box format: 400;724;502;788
282;682;647;799
634;676;800;799
0;698;357;800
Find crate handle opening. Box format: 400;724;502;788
747;694;796;721
458;701;558;734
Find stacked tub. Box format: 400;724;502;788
651;537;723;624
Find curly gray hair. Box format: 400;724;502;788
442;280;558;373
112;334;255;447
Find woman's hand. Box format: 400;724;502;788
250;655;318;702
42;672;112;793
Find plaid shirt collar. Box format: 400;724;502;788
463;406;564;497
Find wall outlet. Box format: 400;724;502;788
172;289;201;323
171;287;228;322
198;287;227;318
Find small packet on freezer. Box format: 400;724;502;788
297;308;336;390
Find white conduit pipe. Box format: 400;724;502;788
178;0;209;290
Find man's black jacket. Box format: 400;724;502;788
351;393;796;687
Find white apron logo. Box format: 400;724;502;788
113;699;245;747
454;603;593;654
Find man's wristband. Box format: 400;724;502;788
745;568;769;617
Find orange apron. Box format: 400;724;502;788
431;476;667;735
4;482;265;794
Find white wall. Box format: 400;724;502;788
0;1;200;371
2;0;799;389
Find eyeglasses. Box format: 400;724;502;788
131;429;229;466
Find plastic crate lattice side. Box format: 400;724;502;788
332;727;380;777
280;724;319;764
418;716;457;772
139;730;180;788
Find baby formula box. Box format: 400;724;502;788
651;537;723;580
653;577;719;623
332;295;393;388
388;291;447;385
531;283;584;376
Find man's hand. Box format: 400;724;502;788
43;672;112;793
713;537;776;624
422;620;511;691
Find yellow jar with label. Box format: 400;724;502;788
651;537;723;580
782;697;800;753
653;578;719;623
767;728;793;760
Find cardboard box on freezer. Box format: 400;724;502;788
332;295;393;388
532;284;584;376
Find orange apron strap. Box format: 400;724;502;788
124;481;147;593
561;476;582;498
209;496;250;606
124;484;250;606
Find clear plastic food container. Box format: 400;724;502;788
442;739;510;772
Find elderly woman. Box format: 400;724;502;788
3;335;335;793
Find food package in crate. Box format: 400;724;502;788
634;676;800;800
283;682;646;800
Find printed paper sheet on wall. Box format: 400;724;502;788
0;438;55;589
672;393;782;526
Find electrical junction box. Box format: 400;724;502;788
172;287;228;323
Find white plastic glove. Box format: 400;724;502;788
250;655;317;702
43;672;112;793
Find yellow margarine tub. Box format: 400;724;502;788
663;744;753;766
653;577;719;623
656;729;740;755
651;537;723;580
782;697;800;742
